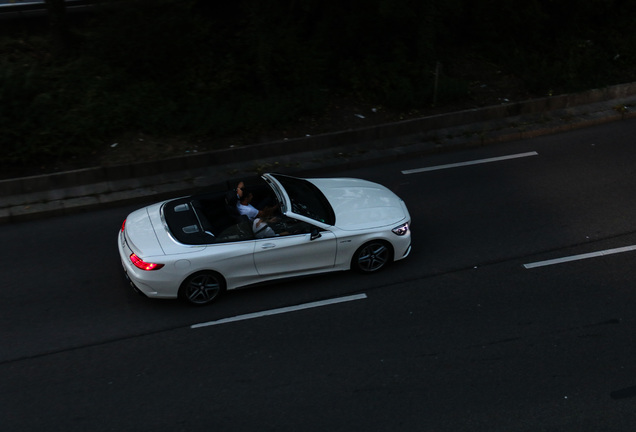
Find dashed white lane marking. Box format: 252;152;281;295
401;151;539;174
523;245;636;269
191;293;367;329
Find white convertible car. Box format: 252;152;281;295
118;173;411;305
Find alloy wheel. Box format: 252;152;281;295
184;273;223;305
356;242;390;272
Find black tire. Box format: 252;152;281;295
352;241;393;273
179;271;226;306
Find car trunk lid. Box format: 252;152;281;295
124;206;165;258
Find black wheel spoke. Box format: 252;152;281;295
356;242;390;272
183;273;223;305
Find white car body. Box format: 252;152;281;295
118;174;411;305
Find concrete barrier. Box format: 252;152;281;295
2;81;636;198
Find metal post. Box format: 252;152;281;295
432;61;441;107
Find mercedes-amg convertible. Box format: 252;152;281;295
118;173;411;305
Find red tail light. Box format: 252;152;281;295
130;253;164;271
121;219;126;232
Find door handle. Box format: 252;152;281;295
261;243;276;249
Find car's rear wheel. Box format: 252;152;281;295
352;241;392;273
179;271;226;306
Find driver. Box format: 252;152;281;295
237;187;278;221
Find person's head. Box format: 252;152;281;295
259;206;276;219
240;189;253;204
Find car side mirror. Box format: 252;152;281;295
310;228;322;241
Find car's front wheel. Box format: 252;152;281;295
179;271;226;306
352;241;392;273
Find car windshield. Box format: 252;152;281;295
272;174;335;225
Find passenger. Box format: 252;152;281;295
253;216;289;238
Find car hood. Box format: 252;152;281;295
307;178;408;230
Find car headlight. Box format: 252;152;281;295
392;222;410;236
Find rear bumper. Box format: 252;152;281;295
117;229;177;300
122;266;148;298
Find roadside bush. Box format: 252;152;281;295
2;0;636;172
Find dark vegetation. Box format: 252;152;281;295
1;0;636;177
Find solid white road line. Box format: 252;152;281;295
523;245;636;269
191;293;368;329
401;151;539;174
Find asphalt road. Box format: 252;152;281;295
2;119;636;431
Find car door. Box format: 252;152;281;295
252;219;337;276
